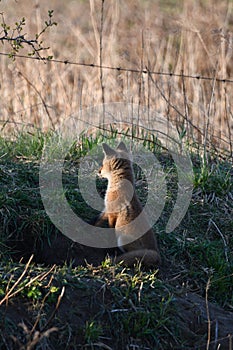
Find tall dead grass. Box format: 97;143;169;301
0;0;232;155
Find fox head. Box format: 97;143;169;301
99;142;133;180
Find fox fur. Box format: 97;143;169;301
95;141;161;267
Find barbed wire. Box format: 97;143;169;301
1;51;233;84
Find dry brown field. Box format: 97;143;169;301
0;0;233;155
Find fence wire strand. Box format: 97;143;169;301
1;51;233;84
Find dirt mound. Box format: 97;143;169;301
175;293;233;349
9;231;119;267
5;233;233;349
2;283;232;349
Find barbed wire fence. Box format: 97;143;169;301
0;50;232;159
1;51;233;84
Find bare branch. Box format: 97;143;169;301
0;10;57;59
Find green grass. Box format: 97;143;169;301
0;130;232;349
0;261;177;349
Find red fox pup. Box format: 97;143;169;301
96;141;161;267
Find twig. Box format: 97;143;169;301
209;218;229;264
224;87;233;163
0;262;56;305
40;286;65;332
181;68;189;134
200;334;233;349
204;63;219;163
137;30;145;137
17;323;57;350
205;278;212;350
214;319;219;349
17;70;56;130
100;0;105;123
30;289;54;335
0;255;34;306
228;334;233;350
147;67;204;138
0;11;56;59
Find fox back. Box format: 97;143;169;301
97;142;161;267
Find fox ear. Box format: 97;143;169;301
102;143;117;156
117;141;128;152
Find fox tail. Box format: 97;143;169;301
115;249;161;267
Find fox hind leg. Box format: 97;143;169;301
90;211;109;227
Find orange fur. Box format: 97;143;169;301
97;142;161;267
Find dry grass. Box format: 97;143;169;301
0;0;233;155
